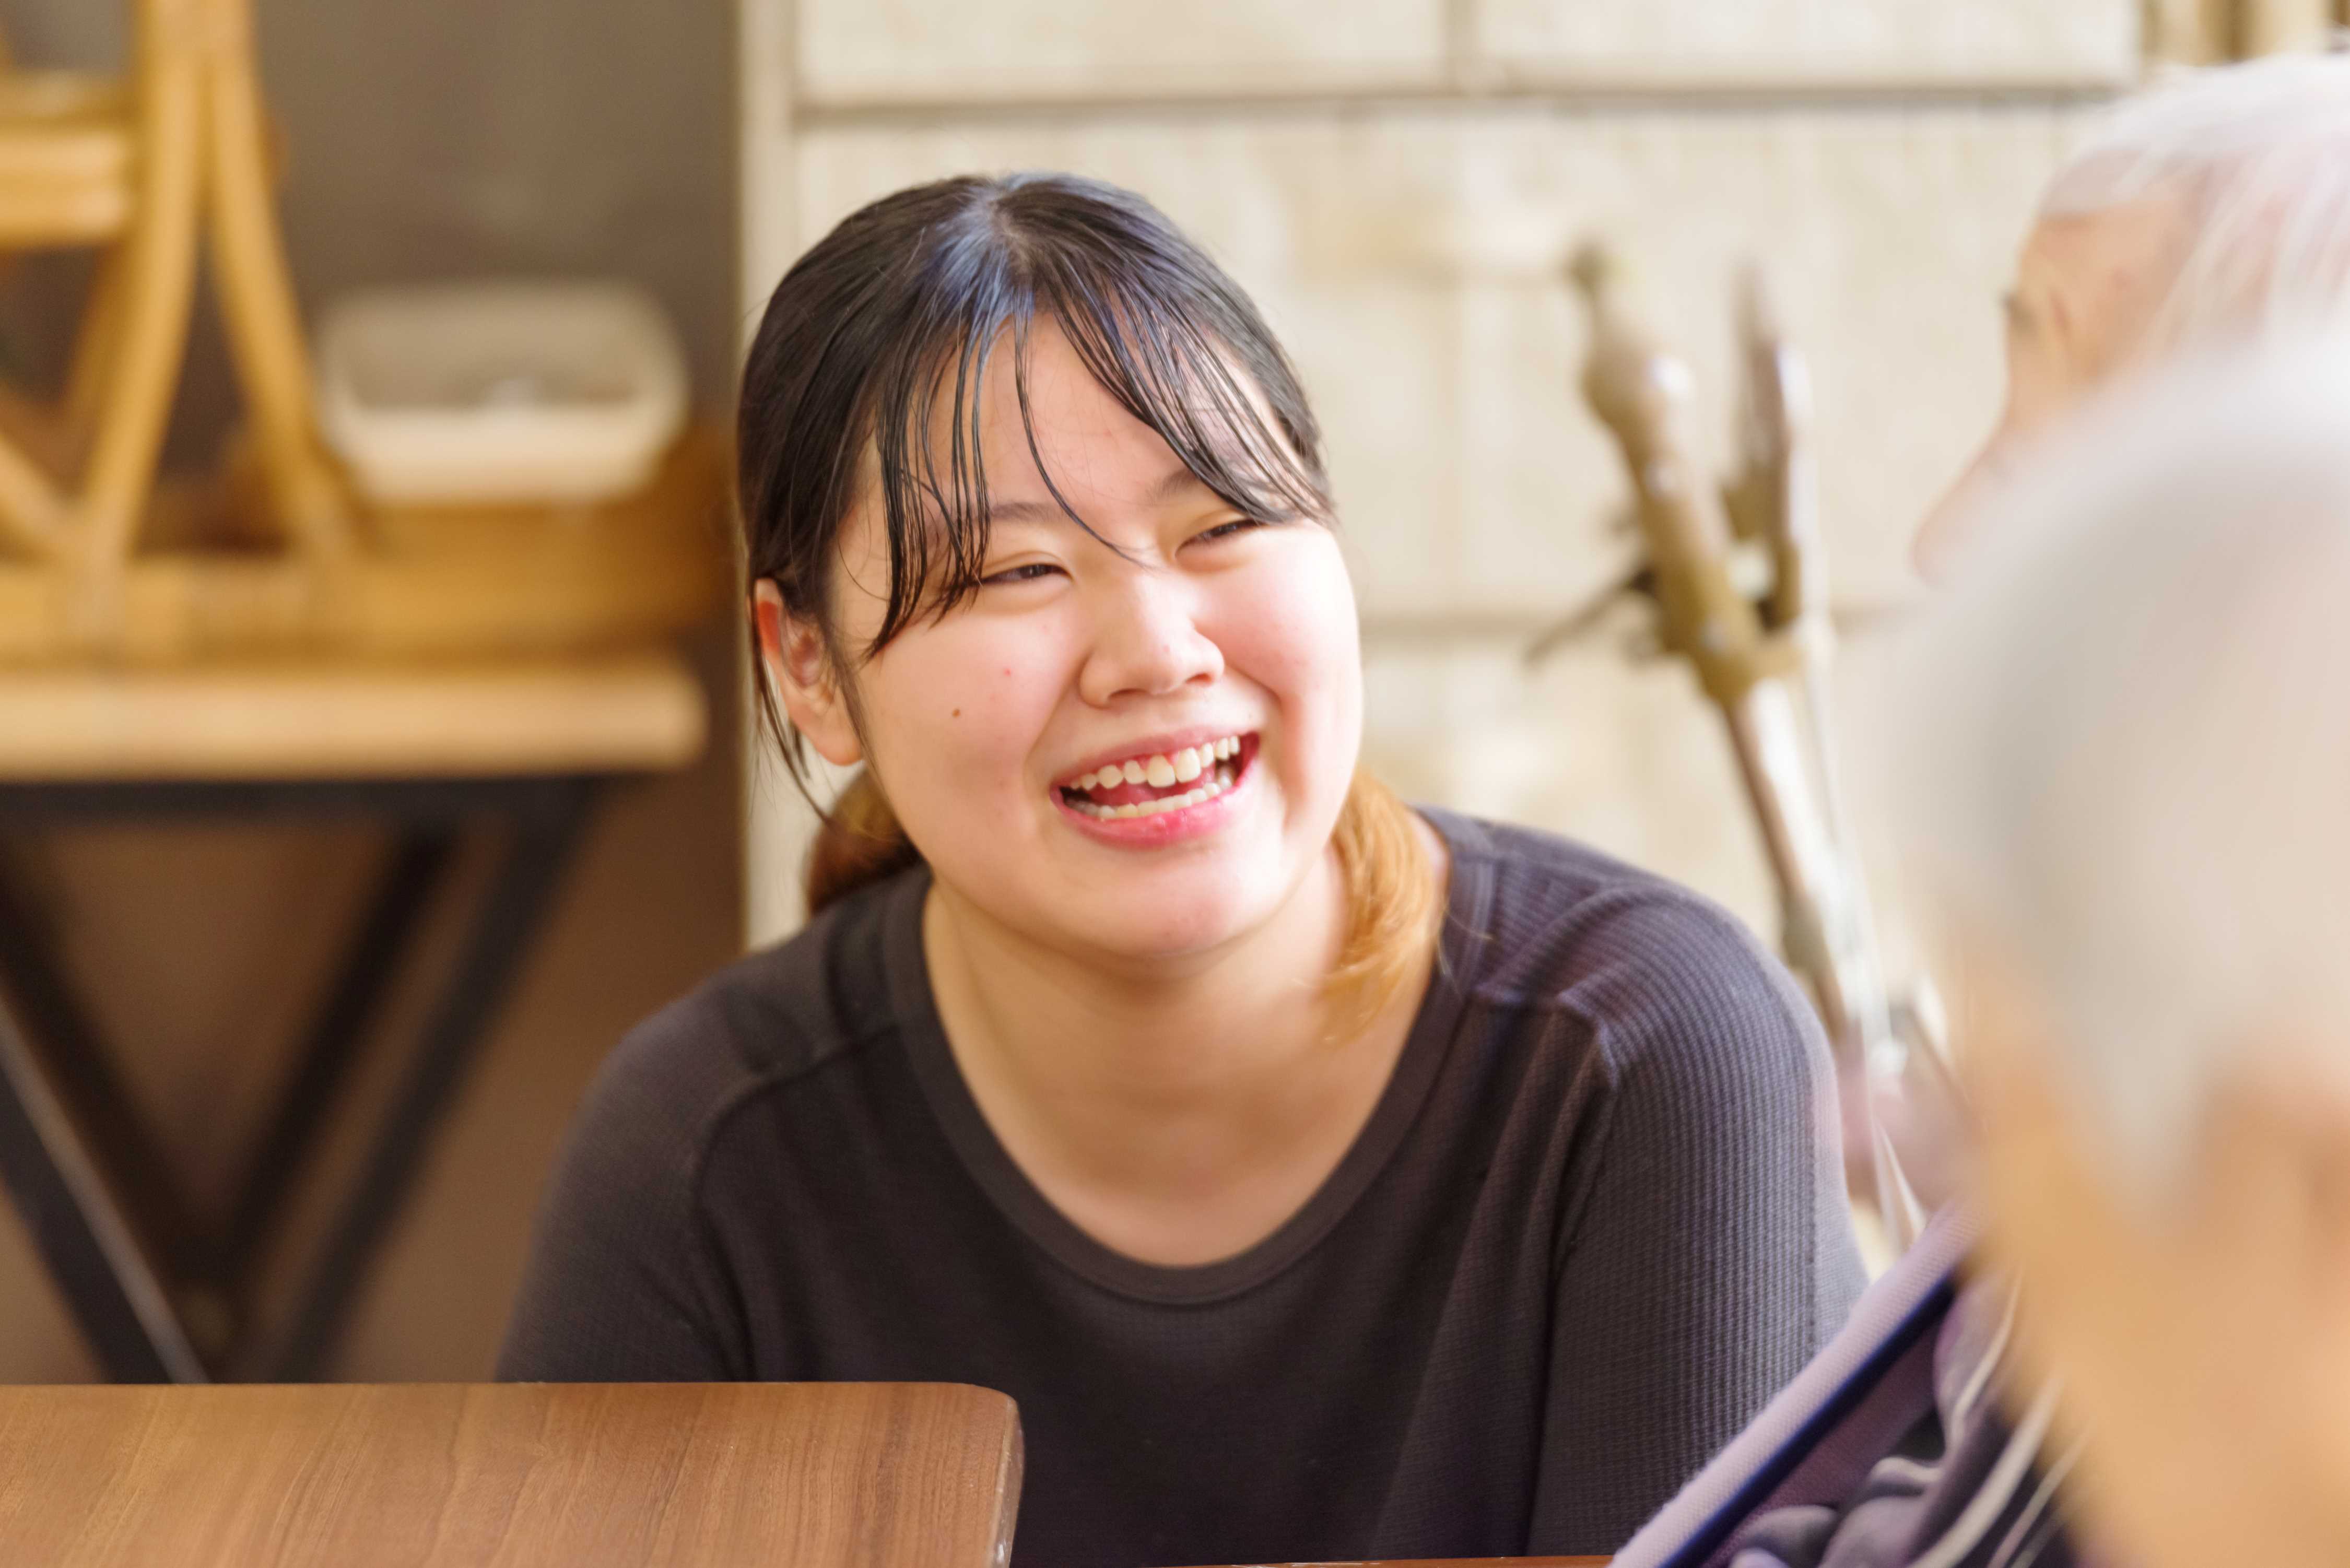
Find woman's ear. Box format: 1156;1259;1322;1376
753;581;864;768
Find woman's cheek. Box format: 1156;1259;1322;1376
1219;539;1362;753
1224;533;1355;664
872;622;1062;801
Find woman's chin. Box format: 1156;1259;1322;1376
1073;899;1266;967
1004;865;1291;970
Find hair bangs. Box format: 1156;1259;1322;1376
1041;257;1332;532
850;203;1333;658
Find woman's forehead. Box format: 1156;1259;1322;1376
966;319;1189;496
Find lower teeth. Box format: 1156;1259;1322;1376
1068;763;1236;820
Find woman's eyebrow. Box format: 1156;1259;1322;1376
981;465;1212;526
1149;464;1212;502
979;498;1075;525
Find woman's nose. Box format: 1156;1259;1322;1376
1077;574;1224;705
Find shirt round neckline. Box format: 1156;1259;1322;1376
883;813;1491;1306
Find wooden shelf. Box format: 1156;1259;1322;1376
0;430;734;667
0;648;708;781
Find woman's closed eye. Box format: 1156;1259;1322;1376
979;560;1065;588
1186;516;1270;549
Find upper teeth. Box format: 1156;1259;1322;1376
1068;736;1243;795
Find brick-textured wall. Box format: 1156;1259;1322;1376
743;0;2143;946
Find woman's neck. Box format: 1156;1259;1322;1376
922;836;1437;1266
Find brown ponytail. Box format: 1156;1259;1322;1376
805;767;923;916
806;764;1441;1024
1327;768;1444;1027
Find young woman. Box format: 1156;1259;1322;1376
500;172;1863;1566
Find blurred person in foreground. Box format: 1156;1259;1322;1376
1869;46;2350;1209
1878;341;2350;1568
1913;47;2350;579
1871;50;2350;1212
1620;343;2350;1568
1613;55;2350;1568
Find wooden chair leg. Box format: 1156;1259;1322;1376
63;244;130;445
203;46;352;564
0;246;124;560
0;435;67;560
72;53;206;599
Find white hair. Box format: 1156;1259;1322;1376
2041;48;2350;347
1866;340;2350;1202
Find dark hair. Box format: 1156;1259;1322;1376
736;172;1431;978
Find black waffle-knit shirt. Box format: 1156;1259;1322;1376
499;809;1864;1565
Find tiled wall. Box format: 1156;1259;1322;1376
798;0;1450;101
743;0;2143;947
1472;0;2138;84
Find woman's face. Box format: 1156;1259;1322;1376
779;320;1364;971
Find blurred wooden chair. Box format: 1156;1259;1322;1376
0;1;723;662
0;0;350;638
0;2;731;1390
0;1382;1025;1567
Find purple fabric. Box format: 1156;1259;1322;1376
1613;1208;1978;1568
1614;1208;2090;1568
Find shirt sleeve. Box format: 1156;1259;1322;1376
496;1017;748;1382
1527;892;1866;1551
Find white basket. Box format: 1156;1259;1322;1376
316;280;688;506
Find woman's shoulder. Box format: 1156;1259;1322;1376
1428;808;1787;989
1424;807;1822;1073
572;868;917;1156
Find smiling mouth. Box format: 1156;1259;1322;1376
1055;733;1256;820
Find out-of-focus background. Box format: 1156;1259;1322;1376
0;0;738;1382
0;0;2333;1383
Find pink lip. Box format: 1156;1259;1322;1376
1052;740;1260;849
1051;726;1259;791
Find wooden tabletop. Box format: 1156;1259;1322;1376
0;1381;1023;1568
0;649;706;781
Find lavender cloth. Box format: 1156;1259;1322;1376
1617;1209;2089;1568
1724;1274;2081;1568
